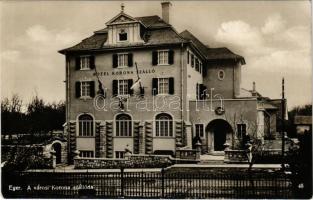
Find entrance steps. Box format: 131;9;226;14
199;154;225;165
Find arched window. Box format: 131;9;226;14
78;114;94;136
116;114;132;137
155;113;173;137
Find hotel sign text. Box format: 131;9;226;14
94;69;156;76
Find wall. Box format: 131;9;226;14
203;61;241;99
68;47;183;122
153;138;176;153
76;138;95;152
67;47;184;157
189;99;258;151
185;48;203;100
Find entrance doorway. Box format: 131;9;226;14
52;142;62;164
206;119;233;152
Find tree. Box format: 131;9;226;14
287;104;312;138
1;94;25;138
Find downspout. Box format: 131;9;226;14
180;42;184;146
233;61;235;98
65;54;71;163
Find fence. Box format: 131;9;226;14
2;169;294;198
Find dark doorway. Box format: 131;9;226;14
52;143;62;164
206;119;233;151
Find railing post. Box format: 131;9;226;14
161;168;165;198
121;167;124;198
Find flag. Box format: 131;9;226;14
130;78;141;90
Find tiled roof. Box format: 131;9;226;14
60;34;108;52
59;14;245;65
294;116;312;125
135;15;170;28
144;28;185;45
179;30;209;58
206;48;245;64
59;26;185;53
179;30;245;64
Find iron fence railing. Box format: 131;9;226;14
2;169;294;198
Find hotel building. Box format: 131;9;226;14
59;2;282;163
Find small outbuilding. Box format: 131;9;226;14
294;116;312;135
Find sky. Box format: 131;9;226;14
0;1;312;109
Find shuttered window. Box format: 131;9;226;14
76;81;95;98
153;49;174;65
118;53;128;67
80;56;90;69
152;78;174;95
118;80;128;96
113;79;133;96
81;81;91;97
158;78;169;94
76;56;95;70
158;50;169;65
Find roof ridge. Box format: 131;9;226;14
135;15;159;18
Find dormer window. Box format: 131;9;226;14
119;29;128;41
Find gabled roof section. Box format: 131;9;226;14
206;48;245;64
59;34;108;53
179;30;245;64
106;12;144;27
180;30;208;58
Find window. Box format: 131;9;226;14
118;54;128;67
195;59;199;72
155;113;173;137
115;151;125;158
218;70;225;80
195;124;204;138
78;114;94;137
158;78;169;94
237;124;247;138
119;29;127;41
80;151;94;158
199;62;202;74
158;50;169;65
191;54;194;68
117;80;129;96
80;56;90;69
196;84;200;100
116;114;132;137
76;81;95;98
187;51;190;64
196;83;207;100
81;81;91;97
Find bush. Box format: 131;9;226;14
2;146;53;171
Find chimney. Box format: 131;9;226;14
252;82;257;97
161;1;172;24
252;81;256;92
